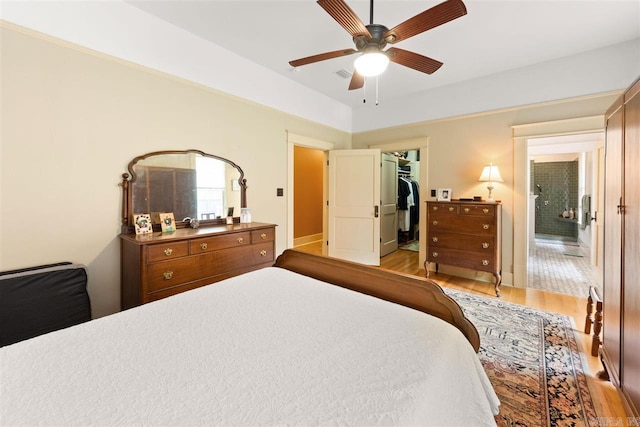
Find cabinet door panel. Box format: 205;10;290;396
623;82;640;414
603;102;624;383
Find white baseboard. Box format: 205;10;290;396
294;233;323;247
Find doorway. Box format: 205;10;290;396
526;132;604;297
381;150;421;257
292;145;325;248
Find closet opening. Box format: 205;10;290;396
381;150;420;257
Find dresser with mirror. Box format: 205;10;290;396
119;149;276;309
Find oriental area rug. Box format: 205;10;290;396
445;288;598;427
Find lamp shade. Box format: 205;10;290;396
478;164;504;183
354;52;389;77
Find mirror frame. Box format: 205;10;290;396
120;149;247;233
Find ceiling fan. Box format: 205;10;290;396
289;0;467;91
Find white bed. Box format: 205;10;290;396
1;252;499;426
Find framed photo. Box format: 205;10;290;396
437;188;452;202
158;212;176;232
133;213;153;235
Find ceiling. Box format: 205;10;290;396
126;0;640;108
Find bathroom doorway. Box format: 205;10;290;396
527;133;604;297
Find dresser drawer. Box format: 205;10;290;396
146;256;205;293
428;215;497;235
251;228;275;243
190;231;251;254
460;204;495;217
248;241;275;264
428;232;496;253
147;241;189;263
429;203;459;215
427;248;496;273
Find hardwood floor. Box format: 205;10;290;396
293;242;628;421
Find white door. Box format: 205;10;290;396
380;153;398;257
328;149;381;265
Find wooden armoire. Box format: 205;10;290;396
601;76;640;417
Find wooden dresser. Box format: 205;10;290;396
120;222;276;309
425;201;502;296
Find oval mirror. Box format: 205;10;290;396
120;150;247;232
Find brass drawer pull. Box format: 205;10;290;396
464;208;470;213
448;207;455;212
483;224;490;230
432;206;438;211
237;237;244;244
432;237;438;243
432;220;438;226
260;233;267;240
432;252;438;258
200;243;208;250
482;242;490;249
483;208;489;214
163;271;174;280
482;260;489;266
164;248;173;256
260;250;267;257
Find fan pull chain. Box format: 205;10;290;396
362;78;366;103
375;76;379;106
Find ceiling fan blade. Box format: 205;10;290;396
384;0;467;44
348;71;365;90
387;47;443;74
289;48;357;67
317;0;371;38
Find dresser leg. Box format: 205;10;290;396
493;272;502;297
424;262;439;278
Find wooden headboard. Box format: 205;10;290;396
273;250;480;352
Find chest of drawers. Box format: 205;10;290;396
425;201;502;296
120;222;276;309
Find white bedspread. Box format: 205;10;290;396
1;267;499;426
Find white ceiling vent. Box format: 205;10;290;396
335;69;352;79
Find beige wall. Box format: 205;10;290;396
353;95;619;286
0;24;350;317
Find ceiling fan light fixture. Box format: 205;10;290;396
354;52;389;77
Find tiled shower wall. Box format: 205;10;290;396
532;161;579;239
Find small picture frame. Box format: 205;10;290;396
240;208;252;223
158;212;176;232
134;213;153;235
437;188;452;202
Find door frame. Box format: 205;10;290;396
512;116;605;287
287;132;335;252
